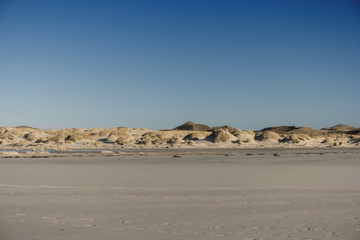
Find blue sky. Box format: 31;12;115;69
0;0;359;130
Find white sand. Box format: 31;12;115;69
0;149;359;240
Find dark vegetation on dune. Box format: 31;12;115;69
173;121;213;131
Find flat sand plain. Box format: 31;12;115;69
0;149;359;240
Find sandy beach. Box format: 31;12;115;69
1;148;359;240
2;0;359;239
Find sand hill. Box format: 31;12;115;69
173;121;212;131
0;122;359;152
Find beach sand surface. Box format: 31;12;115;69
0;149;359;240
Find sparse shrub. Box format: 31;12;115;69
167;137;181;144
210;129;232;143
255;131;279;142
66;133;93;143
183;132;211;141
115;135;130;145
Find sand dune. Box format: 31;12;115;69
0;122;359;156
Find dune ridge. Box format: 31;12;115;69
0;122;359;153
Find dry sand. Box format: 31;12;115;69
0;148;359;240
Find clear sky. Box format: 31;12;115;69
0;0;359;130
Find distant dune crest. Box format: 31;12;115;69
173;121;213;131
